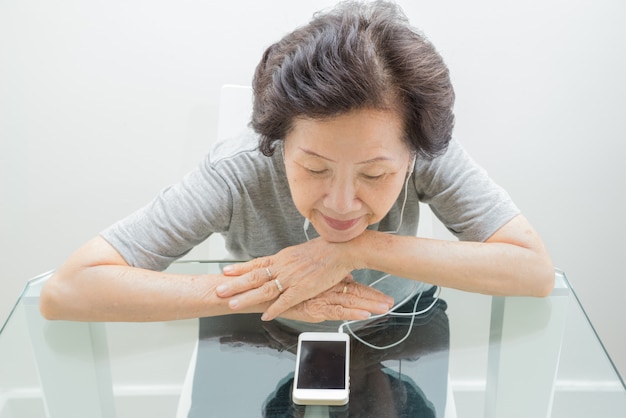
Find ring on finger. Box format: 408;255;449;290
342;285;348;294
274;278;284;293
265;267;273;280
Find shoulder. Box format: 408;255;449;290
413;138;519;242
415;138;471;170
203;129;287;194
209;129;264;165
413;138;480;191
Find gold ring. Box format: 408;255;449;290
274;278;284;293
343;285;348;294
265;267;272;280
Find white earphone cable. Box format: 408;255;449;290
301;156;439;350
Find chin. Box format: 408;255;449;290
314;222;368;243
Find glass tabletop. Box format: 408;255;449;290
0;262;624;418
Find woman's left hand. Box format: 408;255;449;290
216;237;393;321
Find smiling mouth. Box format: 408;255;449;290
322;214;361;231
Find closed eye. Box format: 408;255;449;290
306;167;329;176
361;173;386;181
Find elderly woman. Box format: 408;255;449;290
40;0;553;324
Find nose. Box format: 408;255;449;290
323;176;362;215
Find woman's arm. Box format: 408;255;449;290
39;236;393;322
219;214;554;321
40;236;236;322
351;214;554;297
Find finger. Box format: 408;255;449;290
216;268;272;297
331;281;395;307
326;307;372;321
222;257;271;276
261;280;391;322
288;300;372;322
261;284;314;321
302;304;372;322
323;289;393;315
228;278;284;310
221;261;253;276
260;276;356;321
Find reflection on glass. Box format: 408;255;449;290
186;288;450;418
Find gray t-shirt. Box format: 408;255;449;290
101;130;519;319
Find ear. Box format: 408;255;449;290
407;154;416;176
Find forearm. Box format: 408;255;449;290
41;266;248;322
40;236;385;323
39;237;267;322
348;216;554;297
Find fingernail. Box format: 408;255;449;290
357;311;371;319
216;285;227;294
378;303;391;313
261;313;271;321
222;265;234;273
229;299;239;309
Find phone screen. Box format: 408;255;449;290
296;340;347;389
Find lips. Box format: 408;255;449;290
322;214;361;231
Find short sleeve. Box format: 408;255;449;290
413;139;520;242
100;154;233;271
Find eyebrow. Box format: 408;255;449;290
298;147;395;165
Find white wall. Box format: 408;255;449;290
1;0;625;378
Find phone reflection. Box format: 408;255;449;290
187;288;449;418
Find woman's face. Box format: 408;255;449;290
284;108;413;243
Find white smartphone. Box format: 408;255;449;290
292;332;350;406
